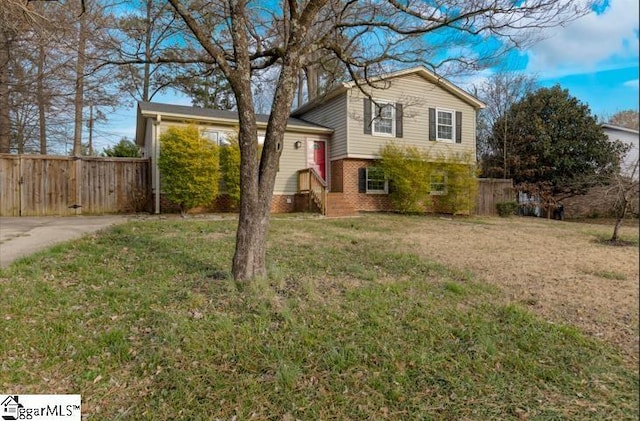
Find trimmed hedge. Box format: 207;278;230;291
496;201;518;217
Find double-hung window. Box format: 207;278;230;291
372;102;395;136
430;173;447;195
366;167;388;194
437;109;454;141
429;107;461;143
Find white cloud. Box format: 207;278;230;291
525;0;639;77
623;79;639;89
451;68;495;92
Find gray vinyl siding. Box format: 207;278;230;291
156;119;311;195
144;118;154;158
297;94;347;159
275;132;309;194
346;74;476;159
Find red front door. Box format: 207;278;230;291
313;141;326;180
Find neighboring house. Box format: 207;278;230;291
602;123;639;178
558;123;639;219
135;66;485;215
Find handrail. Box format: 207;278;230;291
297;168;327;214
307;167;327;188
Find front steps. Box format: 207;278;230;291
325;192;357;217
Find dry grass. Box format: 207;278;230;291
400;216;639;365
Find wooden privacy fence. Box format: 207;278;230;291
475;178;514;216
0;154;150;216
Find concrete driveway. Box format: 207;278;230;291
0;215;130;267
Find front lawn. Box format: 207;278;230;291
1;215;637;420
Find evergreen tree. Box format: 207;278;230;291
102;138;140;157
486;85;626;199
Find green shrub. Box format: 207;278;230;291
102;138;141;157
220;134;241;206
379;143;477;214
496;201;518;217
378;144;431;213
218;132;263;208
158;125;220;215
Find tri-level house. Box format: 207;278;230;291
135;66;485;216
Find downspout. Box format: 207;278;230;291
153;115;161;214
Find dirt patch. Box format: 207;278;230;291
403;217;639;365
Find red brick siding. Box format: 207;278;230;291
331;158;466;214
159;194;237;214
159;194;296;214
559;186;639;218
330;160;344;192
270;195;297;213
336;158;394;212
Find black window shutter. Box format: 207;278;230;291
395;103;403;138
363;98;372;134
358;168;367;193
455;111;462;143
428;108;436;141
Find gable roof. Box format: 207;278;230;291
291;66;486;116
136;101;333;146
602;123;639;135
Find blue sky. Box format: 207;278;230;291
97;0;639;152
515;0;639;119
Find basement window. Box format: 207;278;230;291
430;173;447;195
367;167;388;194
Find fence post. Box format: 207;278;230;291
17;155;24;216
74;157;83;215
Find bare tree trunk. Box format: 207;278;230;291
297;70;304;108
37;42;47;154
611;205;626;241
87;104;94;156
610;161;639;241
72;10;87;156
0;26;10;153
142;0;152;102
304;64;318;102
231;81;264;280
228;0;264;281
228;0;302;281
233;59;300;281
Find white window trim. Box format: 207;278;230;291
202;129;231;146
430;173;447;196
436;108;455;143
371;100;396;137
366;167;388;194
201;129;219;143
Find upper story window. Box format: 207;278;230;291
373;102;395;136
437;110;454;141
429;108;461;143
364;98;403;138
